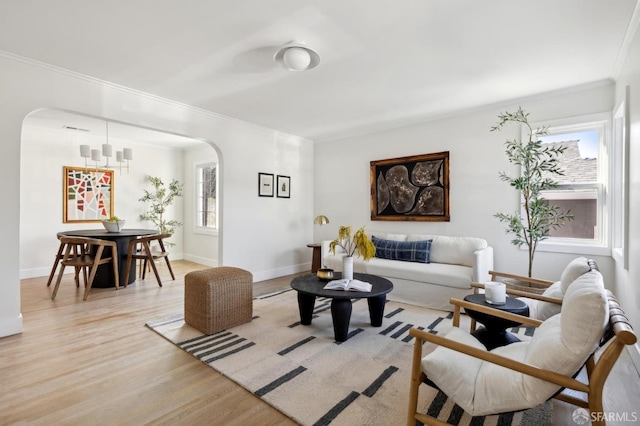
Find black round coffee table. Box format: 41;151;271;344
290;272;393;342
463;293;530;350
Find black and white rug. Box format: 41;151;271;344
146;289;550;426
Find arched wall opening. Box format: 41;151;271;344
0;53;313;338
19;108;223;281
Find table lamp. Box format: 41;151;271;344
313;215;330;242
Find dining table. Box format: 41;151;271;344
60;228;158;288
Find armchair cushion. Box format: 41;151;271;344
525;257;593;321
560;256;591;293
421;327;487;412
560;271;608;352
525;281;563;321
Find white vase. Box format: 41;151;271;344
342;255;354;281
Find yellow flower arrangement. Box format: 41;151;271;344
329;226;376;260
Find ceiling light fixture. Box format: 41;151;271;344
274;41;320;71
76;121;133;173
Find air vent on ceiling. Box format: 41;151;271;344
63;125;90;132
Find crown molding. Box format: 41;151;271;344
0;50;314;144
611;0;640;79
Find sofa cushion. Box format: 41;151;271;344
371;236;432;263
372;233;407;241
365;258;473;289
408;235;487;267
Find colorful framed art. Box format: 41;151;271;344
63;166;114;223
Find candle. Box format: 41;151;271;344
484;281;506;305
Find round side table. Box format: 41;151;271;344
463;293;530;350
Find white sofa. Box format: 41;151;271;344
321;232;493;311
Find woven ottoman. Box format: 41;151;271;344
184;267;253;335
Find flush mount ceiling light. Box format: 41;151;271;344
274;41;320;71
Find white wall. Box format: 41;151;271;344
613;21;640;333
0;53;314;338
314;83;616;286
183;145;219;267
20;113;187;279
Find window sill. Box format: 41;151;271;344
194;227;218;236
534;239;610;257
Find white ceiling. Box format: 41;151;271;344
2;0;638;142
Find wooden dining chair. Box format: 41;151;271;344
51;236;119;300
46;232;87;288
123;233;174;287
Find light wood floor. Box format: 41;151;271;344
2;261;639;425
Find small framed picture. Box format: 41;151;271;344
277;175;291;198
258;173;274;197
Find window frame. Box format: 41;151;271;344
524;112;611;256
611;87;630;269
194;161;218;236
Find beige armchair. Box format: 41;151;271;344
407;268;636;426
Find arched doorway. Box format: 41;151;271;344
19;108;222;280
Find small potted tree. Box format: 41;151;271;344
491;107;573;278
139;176;184;245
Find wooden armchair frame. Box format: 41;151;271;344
123;233;174;287
51;236;119;300
407;291;636;426
46;232;88;288
467;260;598;330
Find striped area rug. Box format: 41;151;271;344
146;289;550;426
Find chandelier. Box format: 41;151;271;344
79;121;132;173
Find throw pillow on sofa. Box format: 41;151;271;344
371;236;432;263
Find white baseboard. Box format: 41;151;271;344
21;252;188;280
21;267;59;280
252;263;310;283
182;253;218;267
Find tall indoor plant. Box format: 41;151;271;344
139;176;184;237
491;107;573;277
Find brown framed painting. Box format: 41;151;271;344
63;166;114;223
370;151;449;221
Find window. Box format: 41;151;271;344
196;162;217;231
529;113;610;255
612;87;630;268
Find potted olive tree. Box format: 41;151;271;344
491;107;573;277
139;176;184;243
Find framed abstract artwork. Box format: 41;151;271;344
277;175;291;198
370;151;450;222
63;166;114;223
258;172;274;197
